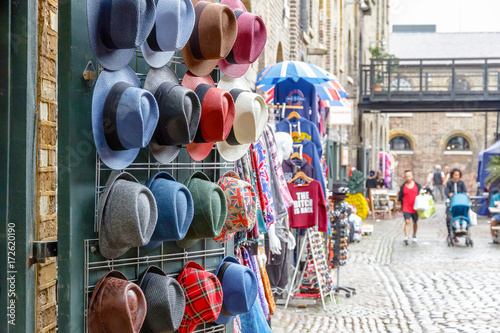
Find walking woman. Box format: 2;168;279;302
444;168;469;242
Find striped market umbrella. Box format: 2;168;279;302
256;61;348;106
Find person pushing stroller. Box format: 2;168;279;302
444;169;470;242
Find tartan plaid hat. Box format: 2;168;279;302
214;171;257;243
177;261;223;333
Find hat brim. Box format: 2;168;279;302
149;140;181;164
217;76;252;92
141;43;175;69
87;0;137;70
186;142;214;161
218;60;251;79
92;67;142;170
98;171;140;259
216;141;250;162
175;237;201;249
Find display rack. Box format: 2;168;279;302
330;198;356;298
369;188;392;220
284;228;333;311
266;103;304;125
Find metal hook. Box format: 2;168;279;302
145;256;150;267
107;260;112;271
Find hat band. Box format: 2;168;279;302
224;10;246;65
146;23;162;52
103;82;135;151
189;2;211;60
193;84;213;144
225;89;246;146
216;262;234;317
153;82;182;145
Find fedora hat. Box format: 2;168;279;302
214;256;258;325
274;132;294;162
98;171;158;259
87;0;156;70
182;72;235;161
144;66;201;163
88;271;147;333
331;182;349;199
216;77;268;161
141;0;196;68
177;261;223;333
176;172;227;249
137;266;186;333
143;172;194;249
218;0;267;78
92;67;159;170
214;171;257;243
181;0;238;77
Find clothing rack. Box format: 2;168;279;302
267;103;304;124
330;198;356;298
284;228;333;311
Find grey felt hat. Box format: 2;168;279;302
144;66;201;163
137;266;186;333
98;171;158;259
87;0;156;70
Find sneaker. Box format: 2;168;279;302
412;235;418;243
454;237;459;243
403;237;409;245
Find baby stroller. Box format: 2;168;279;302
446;193;473;247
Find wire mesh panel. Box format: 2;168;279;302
83;51;233;333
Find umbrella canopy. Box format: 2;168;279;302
256;61;348;108
256;61;332;89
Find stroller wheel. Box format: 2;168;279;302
465;238;470;246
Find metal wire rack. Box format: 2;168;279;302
84;50;234;333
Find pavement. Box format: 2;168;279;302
272;203;500;332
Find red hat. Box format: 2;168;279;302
182;72;235;161
177;261;223;333
218;0;267;78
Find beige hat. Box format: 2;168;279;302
216;77;268;161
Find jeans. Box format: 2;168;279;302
435;184;445;202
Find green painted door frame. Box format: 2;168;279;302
0;1;38;332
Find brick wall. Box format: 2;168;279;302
36;0;58;332
389;113;498;188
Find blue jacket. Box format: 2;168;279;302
275;117;323;158
293;138;326;197
274;81;319;127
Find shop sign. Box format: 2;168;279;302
341;146;349;166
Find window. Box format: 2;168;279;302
446;136;470;151
390;136;411;151
300;0;308;32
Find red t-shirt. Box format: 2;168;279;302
402;182;418;213
286;180;327;231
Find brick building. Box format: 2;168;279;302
389;31;500;187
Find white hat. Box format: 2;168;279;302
216;77;268;161
274;132;293;162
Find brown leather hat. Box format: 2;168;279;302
88;271;147;333
181;0;238;77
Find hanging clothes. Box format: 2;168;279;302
273;81;319;127
262;125;293;221
250;139;276;230
281;158;316;185
292;139;326;196
287;181;328;232
275;117;322;157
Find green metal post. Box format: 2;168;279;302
0;0;38;332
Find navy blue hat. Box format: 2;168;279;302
143;172;194;250
214;256;257;325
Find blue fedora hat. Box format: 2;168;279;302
87;0;156;70
141;0;195;68
144;172;194;250
214;256;258;325
92;67;159;170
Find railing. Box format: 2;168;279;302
360;57;500;102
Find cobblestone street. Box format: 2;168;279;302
273;203;500;332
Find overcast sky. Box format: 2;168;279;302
390;0;500;33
